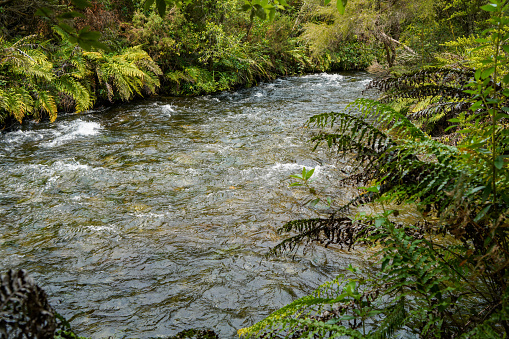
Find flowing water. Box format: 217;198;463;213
0;72;373;338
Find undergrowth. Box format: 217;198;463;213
239;1;509;338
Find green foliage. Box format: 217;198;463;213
366;67;475;135
0;35;59;123
35;0;110;51
83;47;162;102
165;328;219;339
0;32;162;125
238;269;375;338
242;1;509;338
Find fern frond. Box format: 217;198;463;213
34;90;58;122
271;216;375;256
239;274;366;338
349;99;428;141
2;87;33;123
55;75;94;112
368;297;406;339
366;67;474;101
411;101;471;119
84;48;161;101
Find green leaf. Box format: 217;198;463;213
481;67;495;79
57;11;85;19
467;186;485;196
381;257;390;271
503;73;509;84
463;141;486;148
71;0;91;9
474;205;491;222
68;35;78;44
78;40;92;51
481;4;497;12
79;30;101;41
360;185;379;193
156;0;167;17
304;168;315;180
475;69;482;80
470;100;483;111
289;182;303;187
254;4;266;19
89;40;110;51
495;112;509;121
268;8;276;21
336;0;345;15
241;4;252;11
308;198;320;207
324;0;331;5
495;155;506;170
58;23;75;34
339;315;356;321
144;0;155;11
35;7;54;17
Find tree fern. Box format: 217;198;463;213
54;75;94;113
1;88;34;123
364;67;486;136
33;90;58;122
271;97;473;257
84;47;162;102
246;3;509;337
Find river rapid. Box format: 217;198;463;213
0;72;373;338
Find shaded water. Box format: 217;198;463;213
0;72;372;338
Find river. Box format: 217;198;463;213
0;72;372;338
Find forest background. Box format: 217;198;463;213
1;0;509;338
0;0;487;127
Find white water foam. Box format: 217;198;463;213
42;119;101;147
25;160;94;175
53;160;92;171
270;163;304;172
160;104;175;116
266;163;336;180
320;73;344;82
86;225;117;232
4;130;45;145
300;73;344;86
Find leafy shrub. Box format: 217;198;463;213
240;1;509;338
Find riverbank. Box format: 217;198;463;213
0;1;377;130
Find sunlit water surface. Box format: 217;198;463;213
0;72;374;338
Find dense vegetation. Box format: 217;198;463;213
238;0;509;338
0;0;379;128
1;0;509;338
